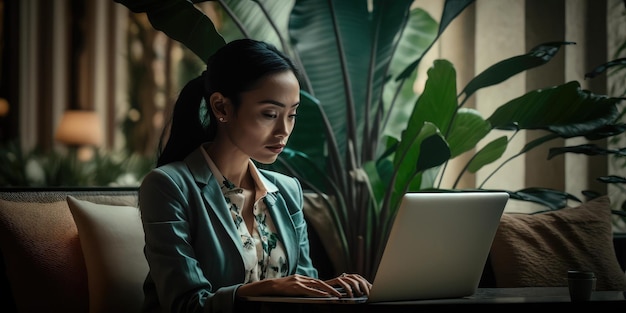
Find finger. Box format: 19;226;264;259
355;275;373;296
304;278;343;297
356;277;372;296
340;274;372;296
322;274;370;297
315;280;343;297
336;275;358;297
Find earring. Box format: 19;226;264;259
219;117;225;122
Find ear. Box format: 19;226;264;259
209;92;229;120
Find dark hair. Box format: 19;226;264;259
156;39;298;167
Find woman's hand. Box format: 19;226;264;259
236;274;346;298
324;273;372;298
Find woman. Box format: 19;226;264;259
139;38;371;313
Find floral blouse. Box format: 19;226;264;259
201;147;288;283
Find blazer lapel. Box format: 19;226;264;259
184;147;245;256
262;180;298;274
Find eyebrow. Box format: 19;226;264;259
258;100;300;108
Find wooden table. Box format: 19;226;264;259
237;287;626;312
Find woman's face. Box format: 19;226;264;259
226;71;300;164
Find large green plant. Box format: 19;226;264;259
114;0;625;279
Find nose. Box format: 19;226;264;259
274;117;294;138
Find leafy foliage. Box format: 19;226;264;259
113;0;626;278
0;140;154;187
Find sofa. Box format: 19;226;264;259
1;188;625;313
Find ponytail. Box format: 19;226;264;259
156;75;208;167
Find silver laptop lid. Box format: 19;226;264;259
368;191;509;302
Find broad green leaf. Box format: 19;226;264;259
383;8;438;140
487;81;620;137
439;0;475;34
585;57;626;79
509;188;580;210
416;166;440;190
583;123;626;140
398;0;475;79
362;158;390;210
391;123;450;214
289;0;368;159
519;133;559;154
467;136;508;173
383;68;418;141
415;135;451;173
445;108;490;158
597;175;626;184
548;144;626;160
387;8;438;89
461;42;574;100
369;0;416;118
289;0;414;160
114;0;226;62
218;0;294;52
395;59;457;166
364;135;399;207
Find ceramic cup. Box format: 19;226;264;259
567;270;596;302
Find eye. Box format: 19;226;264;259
288;108;298;119
261;109;278;119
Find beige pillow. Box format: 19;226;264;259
67;196;148;313
0;199;88;312
490;195;626;291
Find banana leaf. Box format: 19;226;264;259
488;81;620;136
113;0;225;62
460;42;575;101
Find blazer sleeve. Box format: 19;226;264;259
139;166;241;313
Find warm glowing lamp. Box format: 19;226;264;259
55;110;103;161
0;98;9;117
55;110;103;146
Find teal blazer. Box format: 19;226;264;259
139;147;318;313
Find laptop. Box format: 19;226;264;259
242;191;509;304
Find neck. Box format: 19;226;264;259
238;171;255;191
204;143;251;188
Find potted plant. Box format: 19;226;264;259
113;0;625;279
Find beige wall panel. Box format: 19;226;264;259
474;0;528;212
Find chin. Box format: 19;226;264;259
253;156;279;165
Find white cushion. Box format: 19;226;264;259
66;195;147;313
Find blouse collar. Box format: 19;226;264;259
199;142;277;195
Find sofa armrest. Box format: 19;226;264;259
0;187;139;313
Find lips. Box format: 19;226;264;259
266;144;285;154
